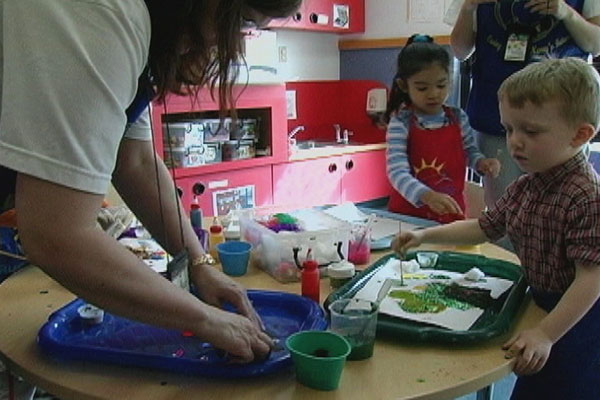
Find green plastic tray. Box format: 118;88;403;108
324;251;528;344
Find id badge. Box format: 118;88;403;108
166;249;190;292
504;30;530;62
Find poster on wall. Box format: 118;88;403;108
408;0;444;23
333;4;349;29
212;185;256;216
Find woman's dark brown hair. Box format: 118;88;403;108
146;0;301;114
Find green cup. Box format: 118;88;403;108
286;330;351;391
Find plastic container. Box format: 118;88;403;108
329;298;378;360
327;261;355;289
347;226;371;265
163;147;204;168
286;330;351;391
301;254;319;303
162;121;204;148
240;209;351;283
209;217;225;262
217;241;251;276
38;291;328;378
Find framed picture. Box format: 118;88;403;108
212;185;256;216
333;4;349;29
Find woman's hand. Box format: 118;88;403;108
392;230;424;255
421;190;463;216
196;305;274;363
525;0;570;20
191;263;263;329
502;327;553;375
476;158;501;178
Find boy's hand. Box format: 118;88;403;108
421;190;463;216
476;158;501;178
391;231;423;255
502;327;553;375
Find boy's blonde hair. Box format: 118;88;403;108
498;58;600;131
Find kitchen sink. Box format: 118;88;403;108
294;140;364;149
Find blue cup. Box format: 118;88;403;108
216;241;252;276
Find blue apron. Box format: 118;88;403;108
511;289;600;399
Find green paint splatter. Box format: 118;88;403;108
429;274;451;280
388;282;474;314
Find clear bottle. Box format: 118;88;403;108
209;217;225;262
301;251;320;303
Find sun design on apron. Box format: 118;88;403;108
413;158;457;196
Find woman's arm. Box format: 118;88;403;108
450;0;498;60
112;138;263;327
528;0;600;55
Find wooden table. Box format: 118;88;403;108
0;243;545;400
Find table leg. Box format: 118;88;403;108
476;383;494;400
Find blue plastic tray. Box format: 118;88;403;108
38;290;327;377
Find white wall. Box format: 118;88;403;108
272;1;454;82
276;30;340;81
349;0;454;39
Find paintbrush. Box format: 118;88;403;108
398;220;405;287
355;213;375;251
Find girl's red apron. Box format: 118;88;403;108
388;107;466;223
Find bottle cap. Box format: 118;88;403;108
302;259;318;270
210;225;223;234
328;260;355;279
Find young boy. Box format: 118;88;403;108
393;58;600;399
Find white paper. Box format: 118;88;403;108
408;0;444;22
286;90;297;119
352;259;514;331
370;217;419;241
323;202;367;223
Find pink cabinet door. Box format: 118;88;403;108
176;165;273;216
341;150;392;203
272;157;342;208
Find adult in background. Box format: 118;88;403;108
445;0;600;208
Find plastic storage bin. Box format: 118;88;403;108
240;209;352;283
162;122;204;148
163;147;205;168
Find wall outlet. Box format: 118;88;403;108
278;46;288;63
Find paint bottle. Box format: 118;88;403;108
301;251;320;303
209;217;225;262
190;196;203;229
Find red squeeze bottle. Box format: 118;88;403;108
301;252;320;303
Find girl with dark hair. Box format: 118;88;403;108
0;0;300;368
386;34;501;223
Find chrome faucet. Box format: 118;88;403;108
288;125;305;139
334;124;342;143
288;125;305;148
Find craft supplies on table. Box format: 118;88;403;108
324;251;528;343
240;208;351;283
38;290;327;377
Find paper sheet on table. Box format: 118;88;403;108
352;258;514;331
323;203;420;240
323;202;367;223
370;217;420;241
